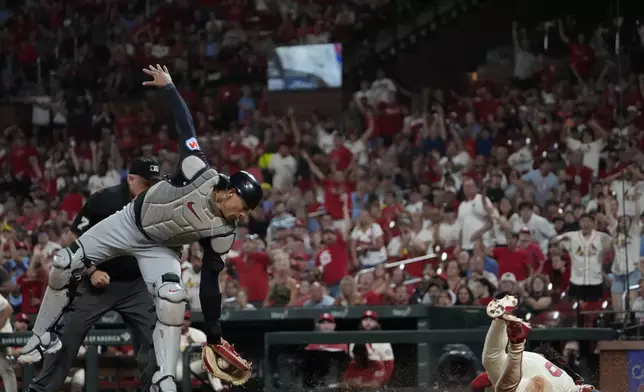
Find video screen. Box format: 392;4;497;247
267;43;342;91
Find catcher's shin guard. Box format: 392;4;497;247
202;340;252;385
18;245;86;364
151;274;187;392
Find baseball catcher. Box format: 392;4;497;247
18;65;261;391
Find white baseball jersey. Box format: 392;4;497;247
559;230;611;285
519;352;577;391
349;343;394;361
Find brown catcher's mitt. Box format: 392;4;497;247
202;340;252;385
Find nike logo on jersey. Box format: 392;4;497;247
186;202;202;222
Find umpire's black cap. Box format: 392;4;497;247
129;156;162;181
229;170;263;210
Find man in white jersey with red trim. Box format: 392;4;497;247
473;294;600;392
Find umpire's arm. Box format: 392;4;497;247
68;193;102;245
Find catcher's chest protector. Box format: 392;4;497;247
140;168;235;246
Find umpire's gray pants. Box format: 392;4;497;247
29;278;156;392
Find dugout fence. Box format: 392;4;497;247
263;328;615;392
0;326;616;391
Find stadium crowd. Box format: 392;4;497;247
2;0;644;389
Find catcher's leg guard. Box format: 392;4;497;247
202;339;252;385
151;273;186;392
19;243;87;364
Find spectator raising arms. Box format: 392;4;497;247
555;214;612;303
457;177;493;254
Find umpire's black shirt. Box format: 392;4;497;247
70;183;142;281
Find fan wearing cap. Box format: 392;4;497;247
18;66;261;392
348;311;395;384
511;202;558;254
491;232;532;284
303;313;348;388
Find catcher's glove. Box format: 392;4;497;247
202;339;252;385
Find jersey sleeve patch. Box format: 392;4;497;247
185;137;200;151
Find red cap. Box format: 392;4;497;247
362;310;378;320
15;313;29;323
184;311;192;320
319;312;335;323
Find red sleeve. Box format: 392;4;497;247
364;291;384;305
257;252;270;269
342;361;360;380
368;361;387;384
336;234;346;248
532;246;546;269
382;360;394;383
27;145;39;159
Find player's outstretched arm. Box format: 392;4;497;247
142;64;198;155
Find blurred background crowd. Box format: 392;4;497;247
2;0;644;390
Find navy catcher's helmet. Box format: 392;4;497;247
229;171;263;210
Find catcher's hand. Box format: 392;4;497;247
142;64;173;87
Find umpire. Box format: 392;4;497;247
28;157;162;392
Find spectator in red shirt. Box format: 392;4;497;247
491;232;532;283
558;20;594;80
315;227;350;293
302;152;353;223
226;132;253;173
377;93;404;144
59;186;84;221
17;37;39;66
17;257;47;314
8;132;39;177
517;229;546;273
549;254;571;294
328;134;354;171
561;151;593;196
228;236;271;302
115;105;139;136
360;267;389;305
16;199;45;234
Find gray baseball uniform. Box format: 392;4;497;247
20;84;238;392
28;183;156;392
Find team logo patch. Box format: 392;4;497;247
186;137;200;151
